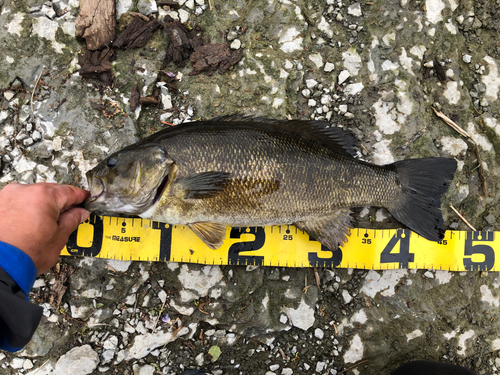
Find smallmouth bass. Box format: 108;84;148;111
85;116;457;251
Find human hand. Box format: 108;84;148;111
0;183;90;275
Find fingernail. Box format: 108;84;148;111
81;210;90;223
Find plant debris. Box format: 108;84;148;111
113;15;162;49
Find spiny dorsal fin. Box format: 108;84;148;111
188;222;227;249
208;115;359;158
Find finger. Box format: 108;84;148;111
51;185;90;212
57;207;90;238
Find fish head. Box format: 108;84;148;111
84;144;173;215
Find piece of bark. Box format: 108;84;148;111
164;16;194;63
90;99;106;111
75;0;116;50
114;16;146;48
128;19;162;48
114;16;162;49
78;47;115;84
139;96;159;105
189;43;243;76
130;84;140;111
434;57;447;82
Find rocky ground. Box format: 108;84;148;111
0;0;499;374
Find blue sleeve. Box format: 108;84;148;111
0;241;42;352
0;241;38;296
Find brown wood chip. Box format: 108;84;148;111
75;0;116;50
130;84;140;111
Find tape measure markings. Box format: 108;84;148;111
63;215;498;271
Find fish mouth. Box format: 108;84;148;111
152;172;170;204
84;175;105;208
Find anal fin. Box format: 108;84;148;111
188;222;227;249
295;209;353;251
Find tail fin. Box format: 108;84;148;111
387;158;457;241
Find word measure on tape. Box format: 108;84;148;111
62;215;498;271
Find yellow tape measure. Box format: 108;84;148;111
62;215;498;271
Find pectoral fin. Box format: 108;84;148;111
188;222;227;249
295;209;352;251
179;171;231;199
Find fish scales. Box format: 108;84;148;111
85;117;457;251
143;124;399;225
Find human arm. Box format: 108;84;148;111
0;183;89;351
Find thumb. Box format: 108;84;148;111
58;208;90;237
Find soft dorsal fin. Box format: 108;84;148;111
208;115;359;158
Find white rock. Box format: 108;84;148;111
318;16;333;38
116;0;134;18
282;368;293;375
279;27;303;53
195;352;204;366
158;290;167;303
306;79;318;89
55;345;99;375
124;331;178;360
463;54;472;63
138;0;158;14
339;104;348;114
324;62;335;72
103;335;118;350
338;70;350;84
279;314;288;324
308;99;317;107
443;81;460;104
314;328;324;339
10;358;24;369
309;54;323;69
270;364;280;371
343;334;363;363
102;350;115;363
316;361;327;372
33;279;46;288
342;290;353;304
441;136;467;156
23;359;34;370
230;39;241;50
178;9;190;23
106;259;132;272
41;4;56;19
133;365;155;375
347;3;362;17
3;91;15;101
285;297;315;331
344;82;364;95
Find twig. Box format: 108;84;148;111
31;359;49;375
339;359;369;374
208;0;213;10
313;267;321;289
432;107;470;137
432;107;487;196
108;139;118;153
152;298;168;332
31;69;44;113
79;151;86;171
450;205;477;231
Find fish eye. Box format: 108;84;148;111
107;157;117;168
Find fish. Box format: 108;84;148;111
84;116;457;251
